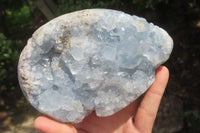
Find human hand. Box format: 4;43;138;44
34;66;169;133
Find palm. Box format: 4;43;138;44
34;66;169;133
76;99;140;133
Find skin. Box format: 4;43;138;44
34;66;169;133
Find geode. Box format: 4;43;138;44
18;9;173;123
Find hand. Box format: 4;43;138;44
34;66;169;133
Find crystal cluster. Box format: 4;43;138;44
18;9;173;123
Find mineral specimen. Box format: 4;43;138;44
18;9;173;123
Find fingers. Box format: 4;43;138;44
134;66;169;133
34;116;77;133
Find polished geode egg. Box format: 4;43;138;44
18;9;173;123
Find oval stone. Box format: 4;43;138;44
18;9;173;123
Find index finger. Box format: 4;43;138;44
134;66;169;133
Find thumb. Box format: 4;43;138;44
34;116;77;133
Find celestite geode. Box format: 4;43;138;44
18;9;173;123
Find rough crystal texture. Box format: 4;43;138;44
18;9;173;123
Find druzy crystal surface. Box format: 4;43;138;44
18;9;173;123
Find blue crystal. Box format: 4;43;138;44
18;9;173;123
